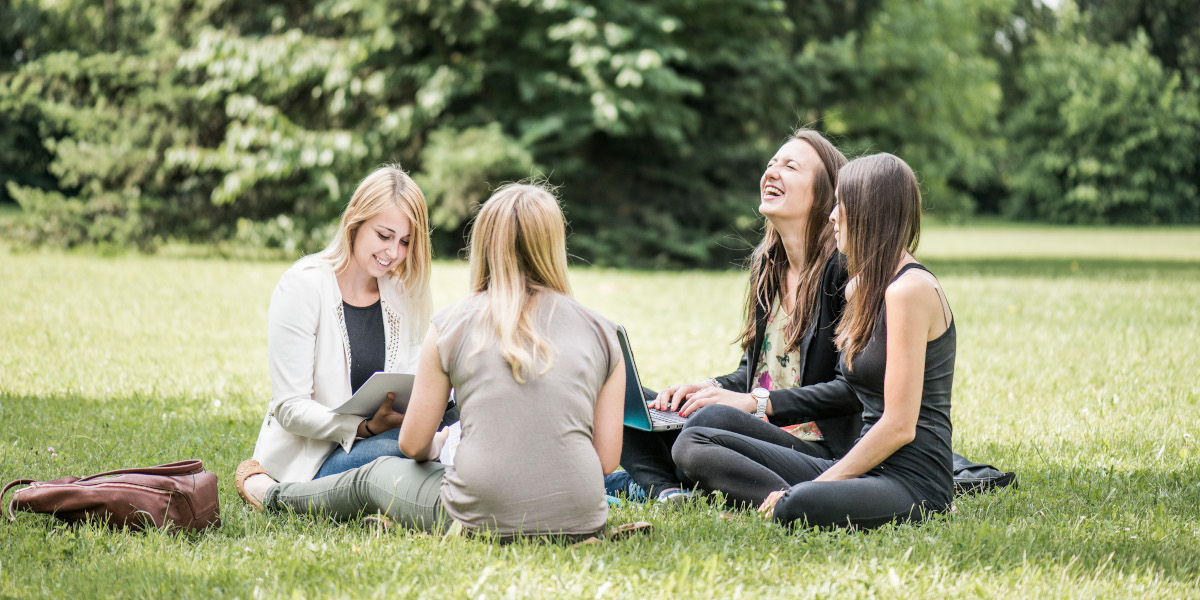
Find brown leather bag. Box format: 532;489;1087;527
3;459;220;532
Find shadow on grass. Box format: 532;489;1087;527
946;461;1200;576
922;256;1200;279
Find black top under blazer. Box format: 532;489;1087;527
713;252;864;457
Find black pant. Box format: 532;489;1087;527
619;404;833;498
619;427;687;498
673;405;941;530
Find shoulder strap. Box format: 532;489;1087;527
3;479;37;522
890;263;951;327
888;262;929;284
76;460;205;482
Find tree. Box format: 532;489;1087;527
0;0;54;206
3;0;840;264
1002;11;1200;224
1076;0;1200;87
794;0;1012;217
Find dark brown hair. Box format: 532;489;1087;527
736;129;847;353
834;153;922;370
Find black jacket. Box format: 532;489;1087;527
713;252;863;457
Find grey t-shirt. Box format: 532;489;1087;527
433;291;619;537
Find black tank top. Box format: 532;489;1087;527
842;263;955;507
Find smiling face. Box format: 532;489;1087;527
350;203;411;280
829;190;847;254
759;139;822;223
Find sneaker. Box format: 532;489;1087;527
604;471;647;501
655;488;696;505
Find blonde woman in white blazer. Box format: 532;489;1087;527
235;166;433;501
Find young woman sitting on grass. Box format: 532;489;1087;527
612;129;863;503
673;153;956;529
238;183;630;543
237;166;433;489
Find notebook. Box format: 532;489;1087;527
616;325;689;432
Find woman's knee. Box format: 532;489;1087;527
353;455;408;482
686;404;745;429
670;428;714;474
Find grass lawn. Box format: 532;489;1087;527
1;224;1199;598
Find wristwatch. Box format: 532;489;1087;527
750;387;769;419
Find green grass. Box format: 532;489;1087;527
2;225;1199;598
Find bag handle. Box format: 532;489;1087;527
3;479;37;522
76;460;206;482
3;460;205;521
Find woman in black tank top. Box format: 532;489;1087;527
674;153;956;529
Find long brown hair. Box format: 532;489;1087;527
834;153;922;370
467;182;572;383
736;129;847;353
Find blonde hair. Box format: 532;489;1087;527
466;182;572;383
311;165;433;343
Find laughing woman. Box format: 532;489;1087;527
613;129;862;503
237;183;627;542
674;153;956;529
236;165;433;492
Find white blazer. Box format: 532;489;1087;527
252;257;423;482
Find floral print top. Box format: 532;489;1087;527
752;295;824;442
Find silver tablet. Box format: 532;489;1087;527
332;372;415;417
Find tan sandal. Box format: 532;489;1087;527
234;459;269;512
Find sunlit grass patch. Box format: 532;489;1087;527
2;225;1198;598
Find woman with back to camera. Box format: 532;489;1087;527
237;183;630;543
673;153;956;529
612;129;865;502
234;165;433;497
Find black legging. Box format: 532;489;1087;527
673;405;940;530
620;403;834;498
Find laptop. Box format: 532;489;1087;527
617;325;689;431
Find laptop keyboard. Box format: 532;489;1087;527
648;407;688;425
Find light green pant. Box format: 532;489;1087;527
266;456;448;534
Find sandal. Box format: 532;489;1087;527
607;521;653;541
363;514;394;536
234;458;269;512
570;521;653;547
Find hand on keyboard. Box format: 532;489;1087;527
647;406;687;425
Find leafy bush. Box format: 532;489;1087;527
1003;25;1200;224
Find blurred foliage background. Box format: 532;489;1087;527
1;0;1197;267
